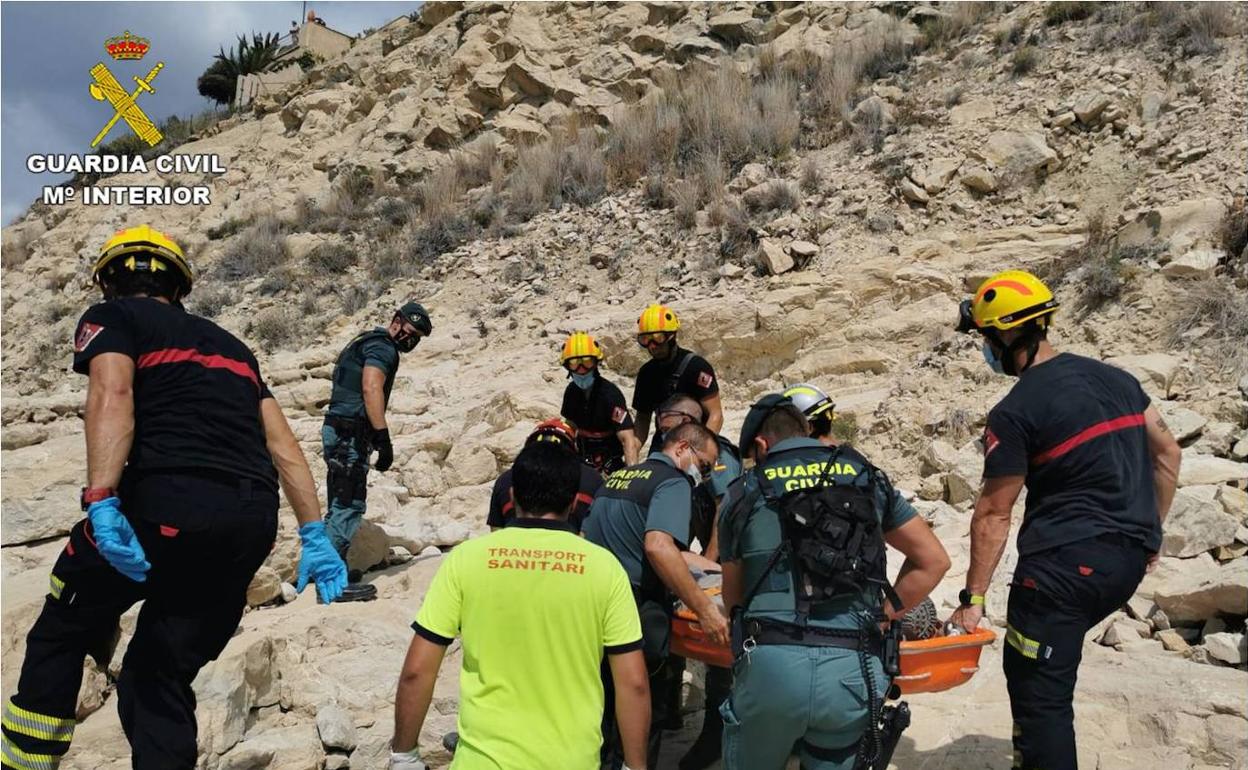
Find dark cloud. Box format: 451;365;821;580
2;1;418;224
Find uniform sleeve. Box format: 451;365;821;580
631;363;655;412
982;406;1030;478
645;478;692;548
361;338;399;374
602;559;643;653
606;385;635;430
710;453;742;500
881;486;918;532
413;549;462;644
717;484;745;561
72;303;136;374
486;473;510;528
560;385;576;424
246;350;273;400
682;356;720;400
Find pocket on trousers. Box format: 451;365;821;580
719;697;742;770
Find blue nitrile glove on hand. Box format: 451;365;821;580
87;497;150;582
296;521;347;603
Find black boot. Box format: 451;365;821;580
335;582;377;602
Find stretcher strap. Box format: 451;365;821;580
2;701;73;744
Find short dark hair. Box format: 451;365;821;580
658;393;703;421
662;422;716;453
512;442;581;518
99;264;181;302
758;404;809;446
808;413;833;439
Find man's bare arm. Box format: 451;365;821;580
86;353;136;489
645;531;728;646
700;394;724;434
619;428;642;466
392;635;447;754
259;398;321;525
965;476;1026;595
362;365;388;431
607;650;651;770
633;410;653;446
883;517;952;618
1143;405;1182;524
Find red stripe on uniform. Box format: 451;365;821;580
575;492;594;506
1030;413;1146;465
137;348;258;388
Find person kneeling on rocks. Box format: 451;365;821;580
390;441;651;770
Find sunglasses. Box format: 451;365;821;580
637;332;671;348
564;357;598;372
659;410;698;425
688;444;715;478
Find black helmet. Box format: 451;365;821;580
392;301;432;352
738;393;794;456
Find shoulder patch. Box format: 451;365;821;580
697;371;714;388
612;406;627;424
983;427;1000;457
74;322;104;353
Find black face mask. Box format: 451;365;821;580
394;334;420;353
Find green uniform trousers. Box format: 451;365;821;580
720;644;886;770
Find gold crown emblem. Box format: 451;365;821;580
105;31;150;61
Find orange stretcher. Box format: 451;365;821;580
671;584;996;695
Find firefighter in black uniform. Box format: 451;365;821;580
949;270;1183;770
559;332;641;475
486;419;603;532
1;226;347;770
632;304;723;445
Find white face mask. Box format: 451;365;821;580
683;460;703;486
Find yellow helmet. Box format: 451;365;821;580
560;332;603;365
94;225;193;298
961;270;1058;332
638;304;680;334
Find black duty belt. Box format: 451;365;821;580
324;415;366;432
743;618;882;656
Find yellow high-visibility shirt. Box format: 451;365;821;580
414;518;642;770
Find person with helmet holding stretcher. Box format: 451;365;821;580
631;304;723;447
717;394;949;770
948;270;1182;770
1;226;347;770
487;419;603;532
559;332;641;476
322;301;432;602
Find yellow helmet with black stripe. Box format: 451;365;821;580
638;303;680;334
560;332;603;366
95;225;193;298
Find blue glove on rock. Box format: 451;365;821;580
296;521;347;603
87;497;150;583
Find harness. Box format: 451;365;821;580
665;350;695;400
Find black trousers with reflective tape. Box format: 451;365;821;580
600;597;681;770
2;472;276;770
1003;534;1149;770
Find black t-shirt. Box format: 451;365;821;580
561;376;634;462
486;463;603;531
72;297;278;494
631;346;719;414
983;353;1159;555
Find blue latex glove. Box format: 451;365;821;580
296;521;347;603
87;497;150;582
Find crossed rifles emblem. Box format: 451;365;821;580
89;31;164;148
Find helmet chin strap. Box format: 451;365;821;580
986;325;1043;376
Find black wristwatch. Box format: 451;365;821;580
958;589;986;608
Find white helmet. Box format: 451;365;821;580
781;383;835;421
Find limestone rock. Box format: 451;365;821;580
707;9;763;44
1100;618;1150;646
920;157;962;194
1179;452;1247;487
788;241;819;263
1157;403;1208;443
960;166;998;193
1;424;48;450
246;566;284;607
1152;556;1248;622
980;131;1059;176
1073;92;1112;125
280;582;298;604
759;239;794;275
899;178;930;204
1162;486;1239;558
1203;632;1247;665
316;703;358;751
1156;628;1190;652
218;723;324;770
1106;354;1181;395
442;441;498;487
346;519;390;573
1162;249;1222;279
949;99;997;126
1218;486;1247;524
1118;198;1227;253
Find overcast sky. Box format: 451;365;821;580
2;1;419;225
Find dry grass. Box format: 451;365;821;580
670;178;702;229
218;216;287;281
709;197;753;259
191;286;233;318
1156;2;1230;55
850;98;891;154
250;308;298;351
306;242;356;276
1011;45;1040;76
920;2;994;51
1219;197;1247;276
1044;1;1101;26
507;128;606;221
1169;278;1248;375
800;157;822;194
745;180;799;214
1041;214;1164;317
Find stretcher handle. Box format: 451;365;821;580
893;672;931;682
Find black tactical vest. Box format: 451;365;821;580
329;329;398;413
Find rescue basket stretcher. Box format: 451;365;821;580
671;578;996;694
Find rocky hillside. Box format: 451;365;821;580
2;2;1247;769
